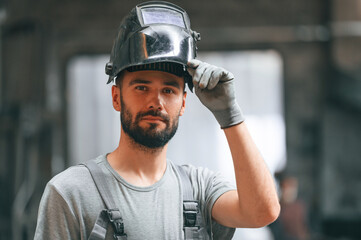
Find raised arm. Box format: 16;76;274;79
187;60;280;228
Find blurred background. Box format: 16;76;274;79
0;0;361;239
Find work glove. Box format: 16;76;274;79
187;59;245;128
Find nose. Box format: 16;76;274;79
147;90;164;110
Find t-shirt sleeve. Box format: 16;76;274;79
182;165;236;240
34;181;80;240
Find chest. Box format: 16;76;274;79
98;173;183;239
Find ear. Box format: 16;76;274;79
179;91;187;116
112;85;121;112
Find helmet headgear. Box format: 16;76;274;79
105;1;201;90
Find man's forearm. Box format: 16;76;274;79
224;122;280;226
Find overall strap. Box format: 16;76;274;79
176;165;208;240
83;161;127;240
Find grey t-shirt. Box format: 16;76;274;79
34;155;235;239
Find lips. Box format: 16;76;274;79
136;110;170;125
141;115;166;123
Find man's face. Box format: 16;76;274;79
113;70;187;149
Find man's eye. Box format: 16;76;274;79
135;86;147;91
163;89;174;94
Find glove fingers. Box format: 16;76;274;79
187;59;202;68
207;68;223;89
199;67;214;89
187;59;234;88
220;68;235;82
186;59;201;81
187;67;196;78
192;62;208;86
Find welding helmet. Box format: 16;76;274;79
105;1;201;89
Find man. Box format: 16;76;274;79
35;1;280;239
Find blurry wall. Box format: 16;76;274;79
67;51;285;240
1;0;361;239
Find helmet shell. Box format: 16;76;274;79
105;1;200;87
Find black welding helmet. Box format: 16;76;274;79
105;1;201;90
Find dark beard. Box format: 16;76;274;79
120;100;179;149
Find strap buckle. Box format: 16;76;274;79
183;201;199;227
184;211;197;227
106;209;127;239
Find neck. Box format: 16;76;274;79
107;130;168;187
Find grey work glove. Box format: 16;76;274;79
187;59;245;128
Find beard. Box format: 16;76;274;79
120;97;180;149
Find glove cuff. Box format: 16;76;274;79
212;102;245;129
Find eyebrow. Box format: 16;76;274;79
163;80;181;89
129;79;181;89
128;79;152;86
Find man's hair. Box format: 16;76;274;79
115;70;125;89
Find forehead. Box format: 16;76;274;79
121;70;185;88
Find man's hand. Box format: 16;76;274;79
187;59;245;128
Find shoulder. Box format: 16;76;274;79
49;163;88;190
172;162;211;176
172;162;235;205
50;164;88;183
170;161;234;194
47;155;107;199
172;162;221;186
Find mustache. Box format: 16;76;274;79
136;110;170;122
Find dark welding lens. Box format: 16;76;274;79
141;7;186;28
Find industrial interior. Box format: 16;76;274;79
0;0;361;239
